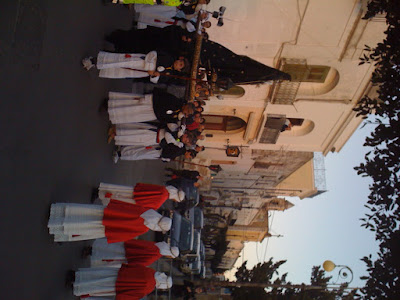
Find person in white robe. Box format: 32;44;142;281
47;203;171;242
135;4;178;29
107;92;157;124
113;123;186;147
82;51;160;81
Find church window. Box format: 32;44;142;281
215;85;245;98
282;64;331;83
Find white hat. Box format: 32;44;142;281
166;185;180;202
155;242;179;258
155;272;173;290
170;246;180;258
159;216;172;232
178;191;186;201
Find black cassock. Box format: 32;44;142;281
200;40;291;84
161;144;187;161
152;88;186;124
105;26;194;58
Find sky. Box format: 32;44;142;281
226;121;379;288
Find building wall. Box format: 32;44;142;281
194;0;385;197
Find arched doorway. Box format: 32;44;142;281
203;115;247;132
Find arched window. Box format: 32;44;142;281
215;85;245;98
283;64;331;83
203;115;247;132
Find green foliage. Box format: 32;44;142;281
232;259;352;300
353;0;400;298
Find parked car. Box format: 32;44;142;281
169;212;194;255
181;232;205;274
188;207;204;230
181;254;201;274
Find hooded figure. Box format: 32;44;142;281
48;201;172;243
73;264;172;299
90;239;180;267
97;182;184;208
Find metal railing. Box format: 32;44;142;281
269;58;308;105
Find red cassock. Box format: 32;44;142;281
124;239;162;266
133;183;169;210
116;264;156;300
103;201;150;243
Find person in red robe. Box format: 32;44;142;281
96;182;185;209
88;238;180;267
103;201;171;243
48;201;172;243
73;264;172;299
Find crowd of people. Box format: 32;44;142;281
81;1;211;165
49;1;213;299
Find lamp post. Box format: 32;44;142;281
323;260;354;284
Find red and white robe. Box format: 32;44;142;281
73;264;166;299
47;201;171;243
90;239;178;267
98;182;170;209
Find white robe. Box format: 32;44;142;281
108;92;156;124
120;145;162;161
97;51;157;79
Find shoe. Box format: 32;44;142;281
90;188;98;203
81;246;92;258
113;151;119;163
82;57;94;70
107;134;115;144
65;270;75;287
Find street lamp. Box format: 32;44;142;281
323;260;354;284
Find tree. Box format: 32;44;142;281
230;259;355;300
352;0;400;298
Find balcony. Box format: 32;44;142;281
269;58;308;105
259;114;286;144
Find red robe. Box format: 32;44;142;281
124;239;162;266
133;183;169;210
116;264;156;300
103;201;150;243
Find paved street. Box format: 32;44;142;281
0;1;166;299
